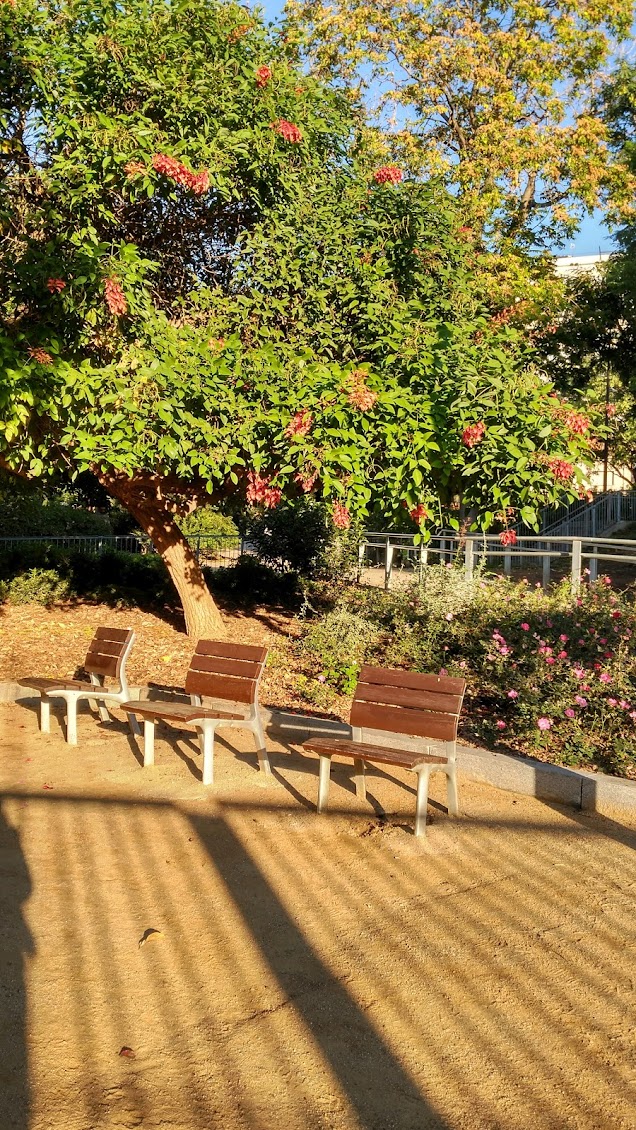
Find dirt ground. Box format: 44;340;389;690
1;697;636;1130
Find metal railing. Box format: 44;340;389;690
515;489;636;539
0;533;245;569
357;531;636;593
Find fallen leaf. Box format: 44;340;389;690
138;928;163;948
119;1046;136;1059
42;784;54;790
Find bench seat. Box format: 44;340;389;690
303;737;448;769
121;700;245;725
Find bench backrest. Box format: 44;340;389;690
184;640;268;704
84;626;135;683
350;665;466;742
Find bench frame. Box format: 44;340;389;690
21;627;138;745
122;641;271;785
305;666;466;836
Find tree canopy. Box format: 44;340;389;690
0;0;599;634
284;0;636;248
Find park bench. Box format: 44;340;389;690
20;626;138;745
120;640;271;785
303;666;466;836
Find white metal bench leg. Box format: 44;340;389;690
317;755;331;813
353;757;367;800
415;765;432;837
40;698;50;734
143;719;155;767
201;722;215;786
251;712;271;775
446;765;460;816
65;697;78;746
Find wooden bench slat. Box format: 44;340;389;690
189;654;263;679
120;700;244;724
85;655;119;677
359;665;466;696
196;640;268;663
184;671;256;703
85;640;127;660
355;682;463;715
19;677;93;693
303;737;447;768
94;627;133;643
350;700;458;741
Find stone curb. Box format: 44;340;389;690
3;681;635;818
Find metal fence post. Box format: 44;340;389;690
543;543;551;589
384;543;394;591
589;552;598;582
358;540;366;582
465;539;474;581
504;551;511;577
419;541;428;582
571;539;582;594
617;492;622;524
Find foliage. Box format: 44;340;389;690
246;500;330;574
178;508;239;544
0;545;174;607
302;605;380;694
0;0;598;547
285;0;636;247
207;555;301;605
299;569;636;776
4;568;70;605
0;472;112;537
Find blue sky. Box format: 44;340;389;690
257;0;614;256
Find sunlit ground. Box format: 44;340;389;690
1;699;635;1130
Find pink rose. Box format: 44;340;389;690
521;623;530;631
564;708;575;719
575;696;587;707
496;720;506;730
537;717;552;731
599;673;612;684
507;690;518;699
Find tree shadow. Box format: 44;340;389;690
0;803;33;1130
189;812;450;1130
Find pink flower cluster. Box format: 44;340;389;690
373;165;403;185
104;277;128;317
255;65;272;87
563;411;590;435
152;153;210;195
348;370;377;411
47;278;66;294
295;468;318;493
270;119;302;143
28;346;53;364
547;457;574;482
246;472;281;509
285;411;313;439
124;160;146;178
499;529;517;547
332;502;351;529
462;421;486;448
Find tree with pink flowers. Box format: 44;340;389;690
0;0;597;636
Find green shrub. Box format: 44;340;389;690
302;606;380;694
6;568;71;605
208;555;301;605
179;507;239;545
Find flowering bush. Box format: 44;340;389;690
300;569;636;777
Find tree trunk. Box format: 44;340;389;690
97;472;226;640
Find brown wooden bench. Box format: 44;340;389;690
303;665;466;836
19;626;138;745
120;640;271;785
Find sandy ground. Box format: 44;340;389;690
1;698;636;1130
